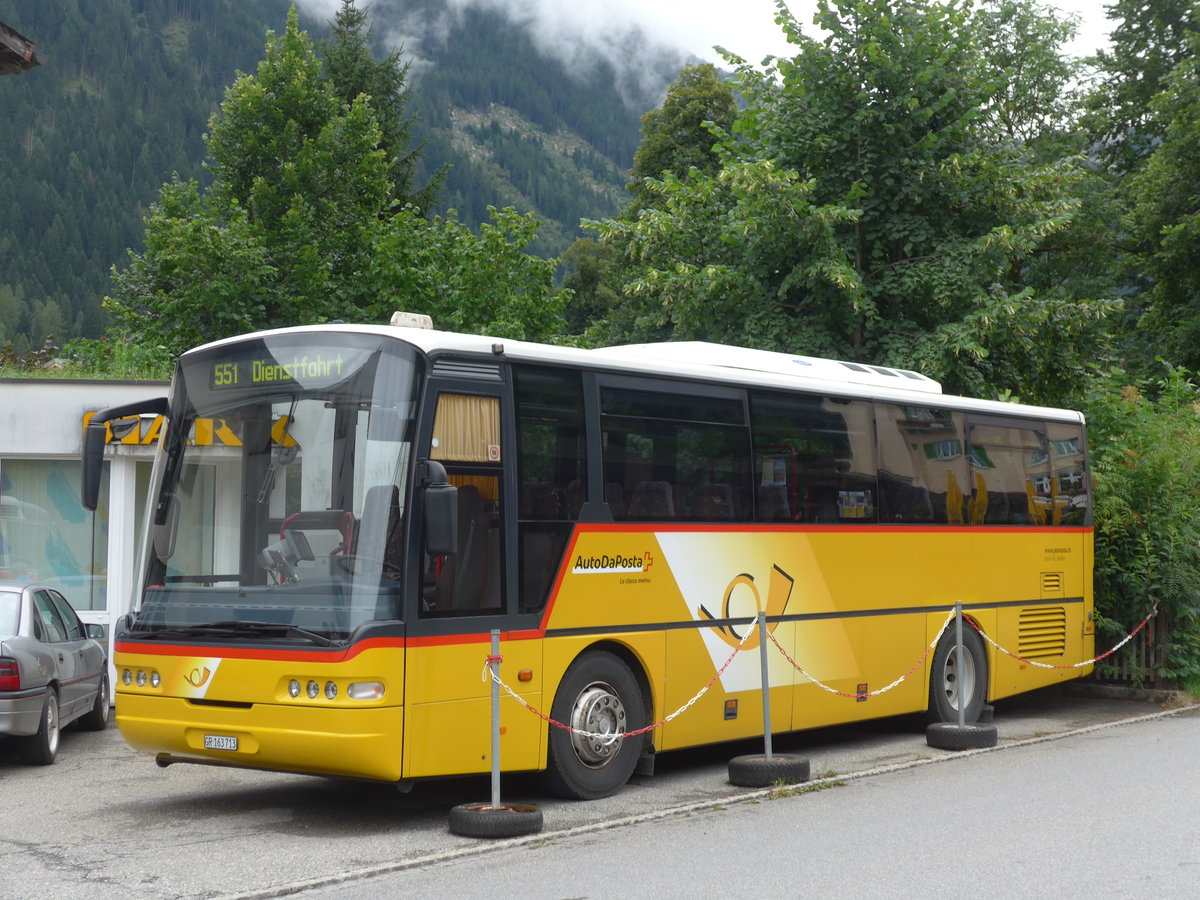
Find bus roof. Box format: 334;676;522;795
186;322;1084;424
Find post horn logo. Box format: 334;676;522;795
184;666;213;688
698;565;794;651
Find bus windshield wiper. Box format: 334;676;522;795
196;621;336;646
130;621;335;646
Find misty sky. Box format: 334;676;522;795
297;1;1115;67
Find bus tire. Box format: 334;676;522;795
544;651;645;800
927;622;987;725
19;689;60;765
448;802;543;838
728;753;810;788
77;672;110;732
925;721;999;751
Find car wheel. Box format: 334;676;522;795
19;689;60;765
77;672;110;732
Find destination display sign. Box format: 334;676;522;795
209;351;349;391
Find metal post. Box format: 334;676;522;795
954;601;965;729
490;628;501;810
757;609;773;761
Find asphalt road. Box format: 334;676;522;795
0;686;1193;899
305;706;1200;899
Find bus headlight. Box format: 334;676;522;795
288;679;301;698
347;682;385;700
324;681;338;699
150;672;161;688
306;680;319;699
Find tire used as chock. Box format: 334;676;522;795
728;753;811;788
925;720;999;751
448;802;544;839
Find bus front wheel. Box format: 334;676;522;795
927;624;987;724
544;651;645;800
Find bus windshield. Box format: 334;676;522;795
129;331;422;644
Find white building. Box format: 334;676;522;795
0;377;168;657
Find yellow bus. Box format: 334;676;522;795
82;319;1093;799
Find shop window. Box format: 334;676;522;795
0;459;109;609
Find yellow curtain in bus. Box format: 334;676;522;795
430;394;500;463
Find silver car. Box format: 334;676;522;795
0;582;109;764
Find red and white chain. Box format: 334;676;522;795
482;617;759;742
968;603;1160;670
765;609;956;699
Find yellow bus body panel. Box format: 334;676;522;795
114;523;1092;782
401;636;543;778
113;643;406;781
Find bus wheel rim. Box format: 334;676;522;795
945;645;976;711
568;682;626;768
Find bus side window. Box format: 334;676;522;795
601;384;750;524
876;404;967;524
750;391;875;523
514;366;586;614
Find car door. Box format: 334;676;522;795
48;589;104;719
32;589;81;718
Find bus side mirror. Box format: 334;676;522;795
81;420;108;512
81;397;170;511
420;459;458;556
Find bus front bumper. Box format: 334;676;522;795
115;692;405;782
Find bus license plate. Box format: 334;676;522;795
204;734;238;751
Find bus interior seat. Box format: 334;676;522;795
880;479;934;522
629;480;676;520
689;483;736;521
756;484;791;522
564;480;584;520
521;482;561;520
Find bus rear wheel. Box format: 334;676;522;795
544;651;645;800
927;623;987;724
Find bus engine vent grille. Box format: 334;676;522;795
1018;607;1067;659
431;359;503;381
1041;571;1064;596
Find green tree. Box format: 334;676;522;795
1087;0;1199;174
592;0;1118;403
106;8;564;358
627;63;738;209
366;206;567;341
1125;47;1200;369
318;0;443;212
562;63;740;338
1082;367;1200;688
107;8;390;355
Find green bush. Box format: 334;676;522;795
1082;367;1200;686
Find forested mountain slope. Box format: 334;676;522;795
0;0;683;350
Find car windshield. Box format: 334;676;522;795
129;331;422;643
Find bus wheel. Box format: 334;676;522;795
927;623;987;724
544;651;645;800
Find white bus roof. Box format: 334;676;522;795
592;341;942;394
187;322;1083;424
